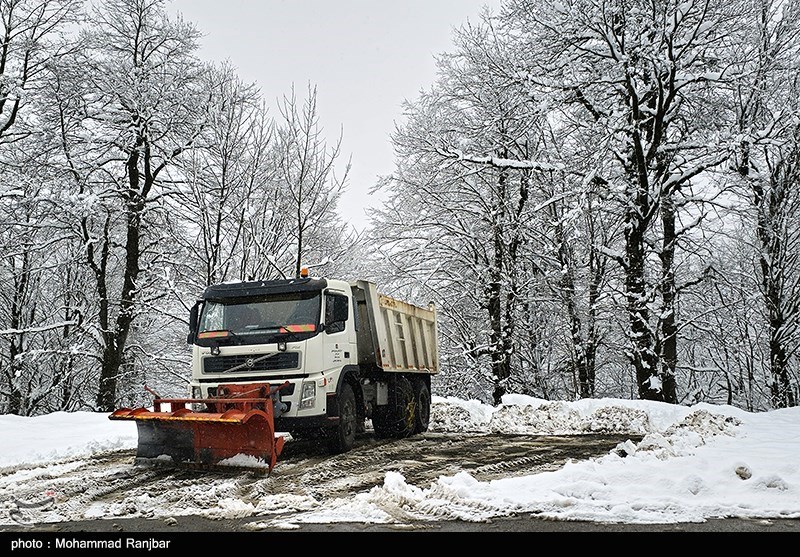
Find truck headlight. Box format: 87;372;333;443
190;386;205;412
299;381;316;410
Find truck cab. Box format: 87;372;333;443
186;276;438;454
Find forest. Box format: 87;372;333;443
1;0;798;416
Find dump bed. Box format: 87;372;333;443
350;280;439;374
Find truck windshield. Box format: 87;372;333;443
197;292;321;344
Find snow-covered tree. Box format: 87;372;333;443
372;19;567;404
729;0;800;408
50;0;212;411
500;0;739;402
0;0;85;415
0;0;80;144
169;64;282;290
274;83;350;279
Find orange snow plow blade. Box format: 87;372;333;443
109;383;289;473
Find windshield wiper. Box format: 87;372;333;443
244;324;317;334
241;326;282;333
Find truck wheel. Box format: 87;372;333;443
326;383;357;454
373;375;415;439
411;377;431;434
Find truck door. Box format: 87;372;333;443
322;291;357;373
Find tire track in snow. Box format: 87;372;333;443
0;432;639;526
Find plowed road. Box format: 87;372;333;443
1;432;637;530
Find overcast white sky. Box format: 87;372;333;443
169;0;500;231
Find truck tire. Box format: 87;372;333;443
373;375;415;439
326;383;357;454
411;376;431;434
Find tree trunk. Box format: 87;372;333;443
584;239;602;398
624;205;661;400
657;193;679;404
754;179;795;409
743;136;797;409
487;270;508;406
7;250;30;415
554;213;591;398
94;148;146;411
488;171;511;406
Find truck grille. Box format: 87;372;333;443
203;352;300;374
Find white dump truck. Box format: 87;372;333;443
111;273;439;471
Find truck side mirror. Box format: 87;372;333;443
187;301;201;344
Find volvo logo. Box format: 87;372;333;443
245;358;255;368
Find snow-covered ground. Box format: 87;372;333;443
1;395;799;527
